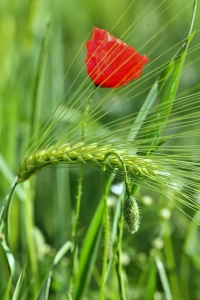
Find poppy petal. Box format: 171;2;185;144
85;27;149;88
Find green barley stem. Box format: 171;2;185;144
100;152;130;300
68;167;82;294
115;198;127;300
100;168;109;300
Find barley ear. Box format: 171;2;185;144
17;142;163;183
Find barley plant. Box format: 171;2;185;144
0;0;200;299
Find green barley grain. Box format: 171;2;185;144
17;142;166;183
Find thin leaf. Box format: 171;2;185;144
105;186;125;282
184;211;200;257
37;271;52;300
155;255;172;300
53;241;73;266
0;178;17;250
74;201;104;300
145;258;157;300
0;237;15;300
1;278;12;300
12;265;26;300
37;241;73;300
128;81;159;141
0;238;15;277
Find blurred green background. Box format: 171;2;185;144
0;0;200;299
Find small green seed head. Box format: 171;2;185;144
123;196;140;234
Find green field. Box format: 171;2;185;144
0;0;200;299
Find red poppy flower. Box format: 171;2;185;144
85;27;149;88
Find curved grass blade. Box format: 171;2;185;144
145;257;157;300
0;237;15;277
37;272;52;300
74;201;104;300
128;81;159;141
37;241;73;300
0;178;17;253
1;278;12;300
155;255;172;300
0;236;15;300
53;241;73;266
163;224;182;298
105;193;123;282
184;210;200;258
12;265;26;300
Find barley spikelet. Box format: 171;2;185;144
17;142;167;183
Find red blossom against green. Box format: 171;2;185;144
85;27;149;88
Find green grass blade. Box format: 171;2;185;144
1;278;12;300
184;211;200;258
37;241;73;300
0;238;15;299
0;238;15;277
74;201;104;300
105;187;126;283
128;81;159;141
163;225;182;299
53;241;73;266
54;168;72;247
105;195;122;282
12;265;26;300
188;0;197;36
145;257;157;300
155;255;172;300
37;272;52;300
